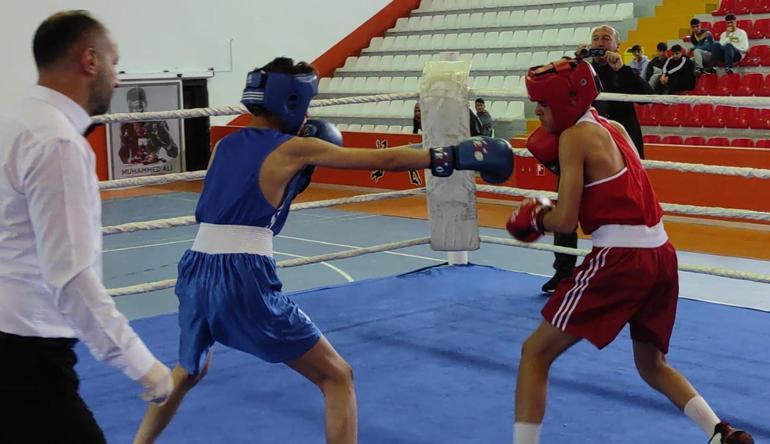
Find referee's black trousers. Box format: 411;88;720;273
0;330;106;444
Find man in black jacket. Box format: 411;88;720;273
656;44;696;94
541;25;653;294
586;25;653;158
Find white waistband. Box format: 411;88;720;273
591;222;668;248
192;223;273;256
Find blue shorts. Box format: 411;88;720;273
175;250;321;374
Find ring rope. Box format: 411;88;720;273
96;156;770;192
510;149;770;180
106;234;770;297
102;184;769;235
91;91;770;125
476;185;770;222
107;237;430;297
100;171;207;190
471;89;770;108
102;188;426;235
479;236;770;284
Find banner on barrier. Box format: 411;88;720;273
106;80;185;180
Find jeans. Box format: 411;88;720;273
691;48;713;70
711;43;742;69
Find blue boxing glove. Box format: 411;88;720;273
429;136;514;184
296;119;344;194
300;119;344;146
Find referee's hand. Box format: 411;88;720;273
138;361;173;404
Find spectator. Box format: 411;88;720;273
690;18;715;74
657;45;696;94
540;25;654;295
413;102;483;136
412;102;421;133
475;98;494;136
626;44;649;79
711;13;749;74
645;42;669;85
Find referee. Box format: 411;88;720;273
0;11;172;443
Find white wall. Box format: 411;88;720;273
0;0;390;123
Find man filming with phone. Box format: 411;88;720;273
537;25;653;295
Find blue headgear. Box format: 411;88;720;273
241;70;318;134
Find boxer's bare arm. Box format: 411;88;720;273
541;127;588;233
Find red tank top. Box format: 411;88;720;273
577;109;664;234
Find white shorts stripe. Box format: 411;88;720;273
551;247;610;330
559;248;611;329
551;254;598;328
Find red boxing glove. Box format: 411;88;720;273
506;198;553;243
527;126;560;175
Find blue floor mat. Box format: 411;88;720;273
78;265;770;443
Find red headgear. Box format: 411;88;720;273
525;58;601;134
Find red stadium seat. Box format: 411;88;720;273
742;45;770;66
711;21;728;37
758;75;770;96
713;0;737;15
756;139;770;148
726;107;756;128
690;74;719;95
700;21;713;31
754;18;770;38
755;0;770;13
703;105;730;128
659;104;690;126
635;104;654;126
734;73;764;96
713;73;741;95
661;135;684;145
738;20;756;38
734;0;756;14
688;104;714;127
750;108;770;129
706;137;730;146
643;134;661;144
647;104;669;126
731;138;755;147
684;136;707;145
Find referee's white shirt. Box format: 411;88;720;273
0;85;155;380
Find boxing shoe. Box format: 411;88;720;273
708;421;754;444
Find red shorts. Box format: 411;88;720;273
542;242;679;353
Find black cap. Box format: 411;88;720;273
671;44;683;52
656;42;668;51
690;18;700;26
725;13;737;21
627;44;642;53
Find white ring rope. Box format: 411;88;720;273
107;233;769;296
479;236;770;284
102;183;769;236
509;148;770;180
94;91;770;294
476;185;770;222
107;237;430;296
102;188;426;235
472;89;770;108
96;154;770;192
99;171;207;190
91;91;770;125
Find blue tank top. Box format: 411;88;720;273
195;127;310;234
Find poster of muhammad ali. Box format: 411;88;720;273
107;80;185;179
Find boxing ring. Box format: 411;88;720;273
80;58;770;442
